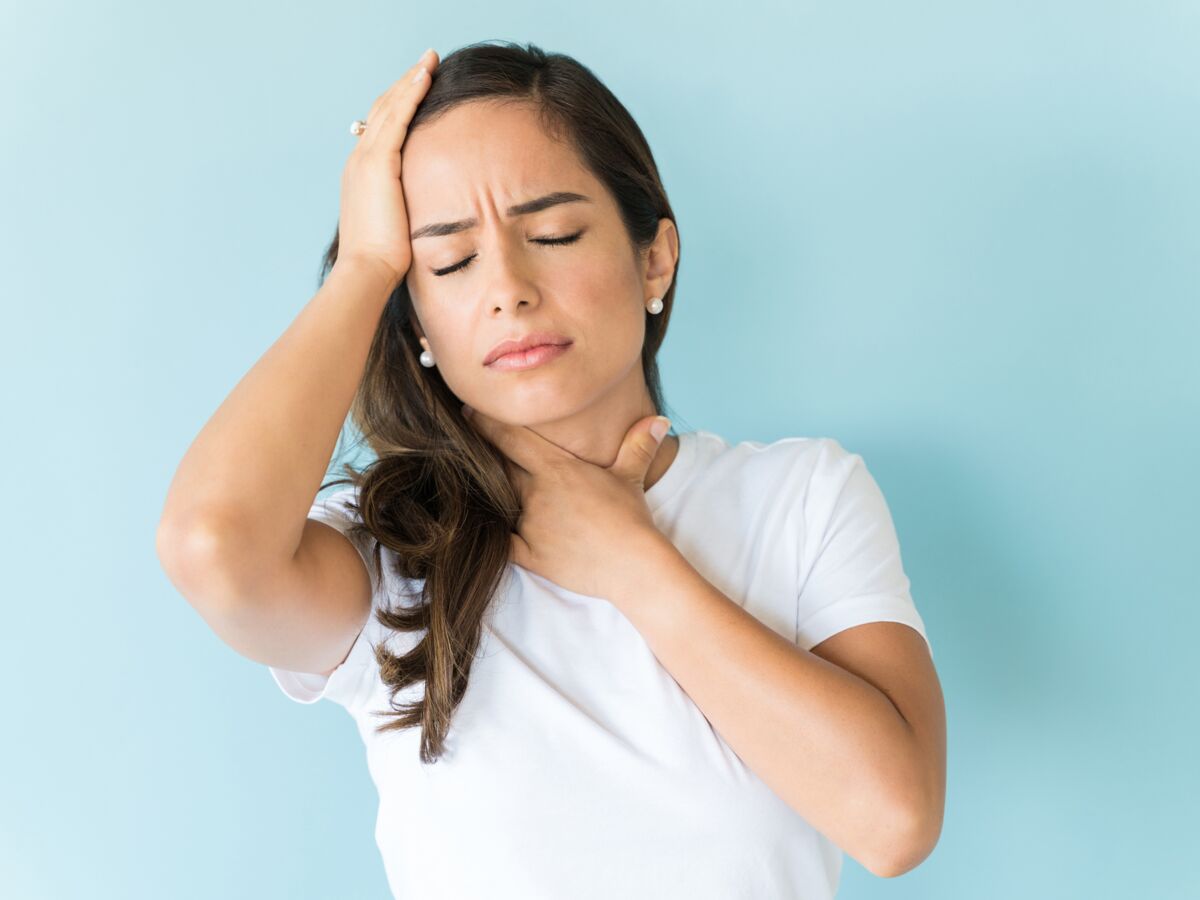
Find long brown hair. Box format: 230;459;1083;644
319;40;683;764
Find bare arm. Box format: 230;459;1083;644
157;49;439;612
156;257;396;599
609;537;945;879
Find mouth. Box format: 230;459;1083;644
483;331;574;367
485;341;574;372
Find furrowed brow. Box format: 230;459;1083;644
410;191;592;240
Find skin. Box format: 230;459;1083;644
398;99;682;492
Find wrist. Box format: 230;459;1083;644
330;255;403;297
608;529;686;608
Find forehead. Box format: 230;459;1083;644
400;100;594;210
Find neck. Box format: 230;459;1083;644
515;372;679;491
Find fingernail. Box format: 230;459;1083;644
413;67;428;84
650;417;670;441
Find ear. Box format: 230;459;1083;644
641;217;679;301
410;316;431;355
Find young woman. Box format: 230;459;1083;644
157;40;946;900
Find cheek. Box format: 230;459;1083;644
559;261;645;346
559;244;641;310
409;301;472;373
580;298;647;370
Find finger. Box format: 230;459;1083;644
361;87;396;138
361;50;439;156
355;51;435;144
357;70;423;157
611;416;671;485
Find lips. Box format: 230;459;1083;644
484;331;573;366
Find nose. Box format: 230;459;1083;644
482;230;542;316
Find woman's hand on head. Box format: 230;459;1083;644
334;48;439;287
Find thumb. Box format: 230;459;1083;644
612;415;671;486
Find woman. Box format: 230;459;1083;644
157;39;946;899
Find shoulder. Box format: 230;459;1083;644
677;433;871;532
704;432;858;491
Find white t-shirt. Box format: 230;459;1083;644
269;429;932;899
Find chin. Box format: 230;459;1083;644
481;394;585;428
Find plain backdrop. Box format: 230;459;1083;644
2;1;1197;897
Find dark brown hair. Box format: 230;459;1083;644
319;39;682;763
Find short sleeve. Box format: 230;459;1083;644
267;486;381;711
795;440;933;661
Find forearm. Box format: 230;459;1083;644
157;257;398;583
610;536;926;872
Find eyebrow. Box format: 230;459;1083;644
410;191;593;240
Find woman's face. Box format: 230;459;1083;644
400;100;677;426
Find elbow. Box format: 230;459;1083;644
862;738;946;879
864;799;943;879
156;513;265;611
157;515;224;586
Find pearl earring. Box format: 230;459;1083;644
646;296;663;315
419;347;435;368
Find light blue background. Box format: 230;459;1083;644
3;1;1196;897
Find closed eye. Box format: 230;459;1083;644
432;230;585;277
